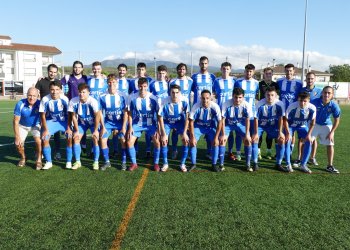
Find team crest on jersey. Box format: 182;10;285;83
328;108;332;113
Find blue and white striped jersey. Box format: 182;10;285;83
169;77;193;100
14;98;40;127
221;99;252;126
158;96;189;126
234;78;259;112
127;92;159;128
149;80;169;99
311;97;341;126
99;92;127;126
117;78;130;94
189;101;221;129
39;94;69;122
276;77;303;109
286;101;316;128
128;76;153;94
68;96;100;126
191;72;216;104
301;86;322;101
213;77;235;107
87;77;108;100
255;98;285;129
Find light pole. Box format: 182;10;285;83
301;0;308;82
154;57;157;79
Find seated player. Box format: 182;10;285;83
68;83;101;170
39;82;70;170
99;74;128;170
215;87;254;171
252;87;287;172
188;89;222;172
13;87;42;169
158;84;190;172
284;92;316;173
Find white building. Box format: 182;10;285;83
0;35;61;96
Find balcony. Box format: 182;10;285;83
0;58;4;64
0;73;5;78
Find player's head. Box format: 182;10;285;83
117;63;127;78
263;67;273;81
284;63;295;79
107;73;118;94
78;83;90;102
92;61;102;77
47;64;58;80
49;81;62;100
138;77;148;97
27;87;39;104
200;89;211;108
199;56;209;73
221;62;232;77
232;87;245;106
137;62;147;77
306;72;316;87
245;64;255;79
157;65;167;80
72;61;84;76
265;86;277;104
176;63;187;78
298;91;310;108
170;84;181;102
322;86;334;103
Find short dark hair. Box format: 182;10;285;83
92;61;101;67
285;63;294;69
176;63;187;71
138;77;148;85
201;89;211;96
49;81;62;89
266;86;277;93
233;87;244;96
73;60;83;68
47;63;58;72
221;62;232;68
78;83;89;92
137;62;146;68
118;63;128;70
306;72;316;77
170;84;181;92
263;67;273;73
199;56;209;62
107;73;117;82
157;65;167;72
298;91;310;100
245;64;255;70
322;86;333;93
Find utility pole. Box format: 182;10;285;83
301;0;308;82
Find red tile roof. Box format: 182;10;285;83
0;42;61;55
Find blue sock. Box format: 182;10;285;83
121;148;127;163
43;146;52;163
236;136;242;153
73;143;81;161
276;144;285;165
190;146;197;164
102;147;109;162
228;132;234;153
154;147;160;164
128;147;137;164
211;146;219;165
161;146;168;165
172;130;178;152
285;140;291;165
252;143;258;163
245;145;252;166
181;145;189;165
66;146;73;162
113;135;119;153
146;134;151;152
219;146;226;165
301;141;312;166
93;145;100;162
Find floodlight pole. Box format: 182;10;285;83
301;0;308;82
154;57;157;79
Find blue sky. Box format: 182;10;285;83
2;0;349;71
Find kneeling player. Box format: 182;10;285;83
158;84;190;172
284;92;316;173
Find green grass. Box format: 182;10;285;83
0;100;349;249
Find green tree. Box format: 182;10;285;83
329;64;350;81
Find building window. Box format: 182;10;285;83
24;68;36;76
5;54;13;60
24;54;36;62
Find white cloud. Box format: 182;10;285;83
156;40;179;49
102;55;117;60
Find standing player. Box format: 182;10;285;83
252;87;287;172
149;65;169;100
311;86;341;173
68;83;101;170
13;87;42;169
61;60;89;100
188;90;222;172
258;67;279;160
116;63;130;94
99;74;128;170
126;77;162;171
216;87;253;171
158;84;190;172
39;82;70;170
234;64;259;161
87;61;108;100
168;63;193;159
284;92;316;173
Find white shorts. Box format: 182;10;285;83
19;124;41;143
311;124;334;146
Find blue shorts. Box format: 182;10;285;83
45;120;67;135
224;123;246;138
164;123;185;135
289;126;309;139
102;123;123;139
132;125;157;138
258;127;279;139
193;127;216;142
78;124;97;134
